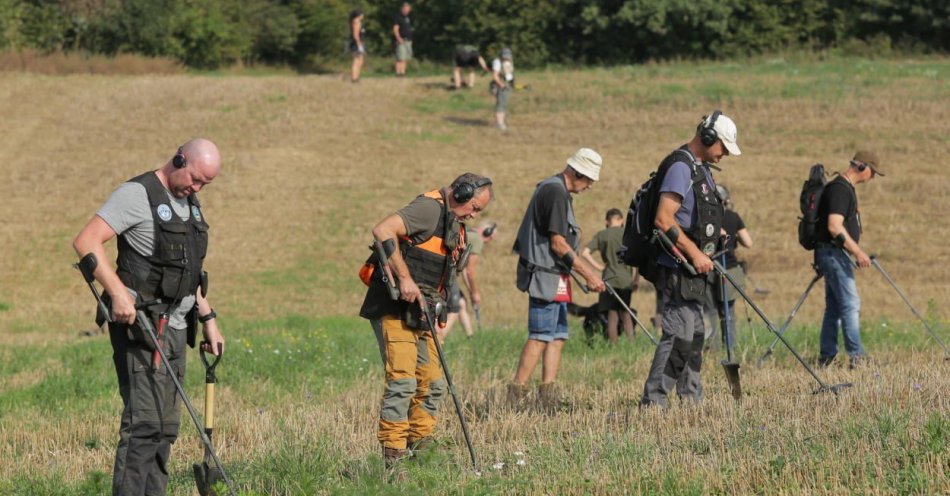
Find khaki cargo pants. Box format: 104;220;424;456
372;316;447;449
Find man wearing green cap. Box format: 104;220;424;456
814;150;883;368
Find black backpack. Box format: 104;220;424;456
797;163;827;250
619;151;691;283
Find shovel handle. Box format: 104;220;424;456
200;343;223;383
204;382;215;432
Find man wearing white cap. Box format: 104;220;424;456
510;148;607;411
640;110;740;408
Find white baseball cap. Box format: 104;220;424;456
566;148;602;181
710;113;741;156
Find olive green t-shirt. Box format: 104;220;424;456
467;230;484;255
586;226;634;290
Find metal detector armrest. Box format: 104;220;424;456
373;240;400;301
654;229;697;276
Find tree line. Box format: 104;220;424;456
0;0;946;70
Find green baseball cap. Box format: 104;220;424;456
852;150;885;177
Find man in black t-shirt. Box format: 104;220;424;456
393;2;413;76
703;184;752;348
814;150;883;368
452;45;489;89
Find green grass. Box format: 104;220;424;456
2;314;948;494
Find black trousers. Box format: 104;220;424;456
109;321;187;496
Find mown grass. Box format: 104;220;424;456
1;56;948;494
1;314;948;494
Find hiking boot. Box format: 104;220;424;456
506;383;530;409
849;354;872;370
538;382;568;412
817;355;835;368
408;437;436;457
383;447;411;469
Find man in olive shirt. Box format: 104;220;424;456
581;208;639;344
360;173;492;471
442;222;497;338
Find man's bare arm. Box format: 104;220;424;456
73;215;137;324
655;192;712;273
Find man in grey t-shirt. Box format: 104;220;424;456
73;138;225;495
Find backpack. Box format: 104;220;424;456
797;163;827;250
619;150;692;283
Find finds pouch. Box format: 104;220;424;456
678;271;707;303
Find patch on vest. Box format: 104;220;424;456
191;205;202;222
703;242;716;255
157;204;172;221
705;223;715;237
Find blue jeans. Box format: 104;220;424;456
815;248;865;359
527;299;569;342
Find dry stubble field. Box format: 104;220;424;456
0;58;948;494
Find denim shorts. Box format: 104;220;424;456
528;298;569;342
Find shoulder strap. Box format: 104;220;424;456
129;171;169;208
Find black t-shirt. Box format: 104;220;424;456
721;209;746;268
533;176;571;238
394;13;412;40
816;176;860;244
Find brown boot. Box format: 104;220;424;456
408;437;436;459
506;383;530;409
538;382;565;412
383;446;411;483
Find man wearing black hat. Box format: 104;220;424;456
814;150;883;369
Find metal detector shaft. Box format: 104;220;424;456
871;257;950;358
713;261;850;394
756;270;823;367
421;301;478;471
604;283;658;346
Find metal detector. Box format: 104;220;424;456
756;265;823;368
870;256;950;360
569;271;658;346
420;300;479;471
653;231;851;395
75;254;237;496
719;253;742;400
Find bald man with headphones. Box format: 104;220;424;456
360;173;493;474
73;138;225;495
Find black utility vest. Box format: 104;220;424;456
116;172;209;303
399;189;464;296
659;148;724;257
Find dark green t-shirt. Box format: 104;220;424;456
586;226;634;289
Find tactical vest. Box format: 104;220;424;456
115;172;209;303
658;148;723;257
399;189;465;296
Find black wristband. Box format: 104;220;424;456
198;309;217;323
665;226;681;244
558;252;575;270
833;233;846;249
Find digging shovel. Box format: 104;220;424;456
719;254;741;401
194;344;224;496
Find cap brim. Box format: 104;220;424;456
869;165;885;177
723;141;741;156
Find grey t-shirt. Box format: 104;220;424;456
658;160;716;268
97;181;196;329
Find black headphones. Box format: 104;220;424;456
851;160;867;172
452;177;493;203
172;147;187;168
699;110;722;147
